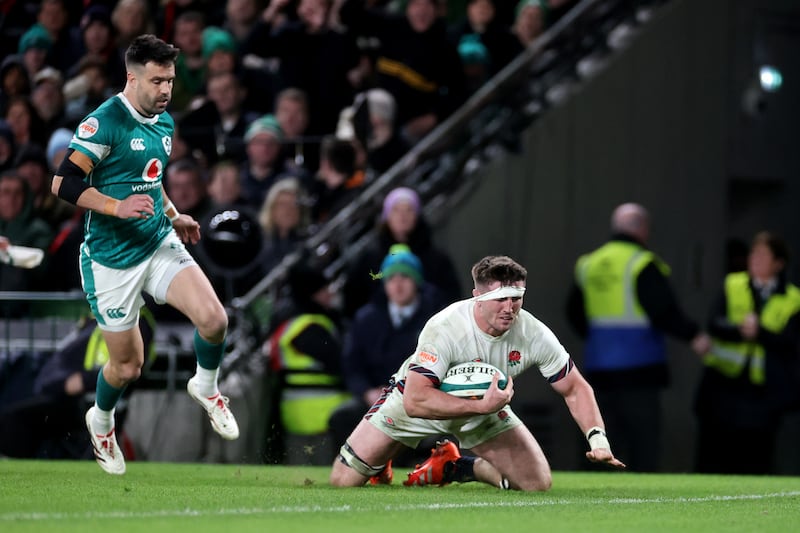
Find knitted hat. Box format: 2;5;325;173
18;24;52;54
381;187;420;221
380;244;424;286
245;114;284;143
458;34;490;66
46;128;73;168
202;27;237;59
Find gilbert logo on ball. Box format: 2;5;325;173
439;362;507;399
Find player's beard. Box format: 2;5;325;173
141;93;170;116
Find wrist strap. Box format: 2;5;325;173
586;426;610;451
164;201;180;222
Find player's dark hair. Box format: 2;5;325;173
125;34;179;69
471;256;527;286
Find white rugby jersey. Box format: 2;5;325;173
69;93;174;269
392;298;572;386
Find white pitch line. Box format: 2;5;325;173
2;491;800;522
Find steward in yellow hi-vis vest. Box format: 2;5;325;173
264;264;350;465
566;203;708;473
704;272;800;385
694;231;800;475
268;313;351;436
575;239;671;373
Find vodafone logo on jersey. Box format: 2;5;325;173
141;158;163;182
77;117;99;138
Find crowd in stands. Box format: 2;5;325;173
0;0;575;311
0;0;579;463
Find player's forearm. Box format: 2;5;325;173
403;388;488;419
51;175;120;216
562;381;605;436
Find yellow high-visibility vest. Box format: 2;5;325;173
705;272;800;385
272;314;351;435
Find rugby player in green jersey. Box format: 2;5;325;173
51;34;238;475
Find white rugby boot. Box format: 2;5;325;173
85;407;126;475
187;376;240;440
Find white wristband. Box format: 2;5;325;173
164;201;180;222
586;426;610;451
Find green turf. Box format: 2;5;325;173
1;460;799;532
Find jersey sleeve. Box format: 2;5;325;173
408;315;455;382
530;318;572;381
69;110;115;166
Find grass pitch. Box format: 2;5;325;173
1;460;799;532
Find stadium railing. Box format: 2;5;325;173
0;291;198;396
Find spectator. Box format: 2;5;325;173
72;5;126;89
4;95;48;153
0;120;17;174
201;26;238;79
63;56;115;129
338;0;467;144
1;56;32;114
14;144;75;232
223;0;264;44
309;135;366;225
257;177;311;274
111;0;156;53
565;202;711;472
30;67;68;134
328;244;448;458
338;88;411;176
179;71;257;166
342;186;462;317
35;0;83;74
695;231;800;474
164;157;215;232
512;0;547;48
45;128;72;173
274;87;319;176
207;159;248;208
263;262;351;464
18;24;53;84
0;171;53;315
243;0;364;136
170;10;208;114
240;114;291;209
449;0;523;78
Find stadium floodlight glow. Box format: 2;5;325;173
759;65;783;93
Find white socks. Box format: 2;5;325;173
193;365;220;397
91;406;115;435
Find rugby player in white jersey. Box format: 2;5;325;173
50;34;238;475
330;255;625;490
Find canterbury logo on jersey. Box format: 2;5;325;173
376;57;438;93
130;138;145;150
105;307;126;319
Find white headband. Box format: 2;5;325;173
474;285;526;301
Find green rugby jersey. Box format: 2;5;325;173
69;93;174;269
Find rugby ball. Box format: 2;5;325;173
439;362;507;399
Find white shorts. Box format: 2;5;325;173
366;384;522;450
80;232;196;332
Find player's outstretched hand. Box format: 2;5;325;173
172;214;201;244
585;448;626;469
117;194;155;219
